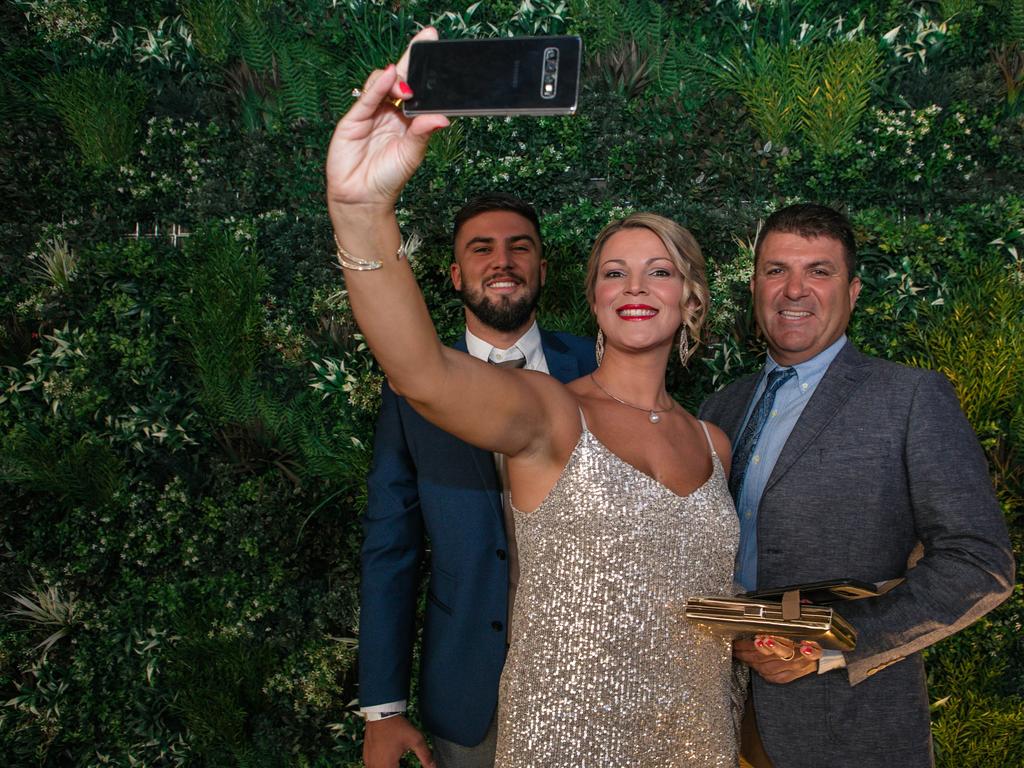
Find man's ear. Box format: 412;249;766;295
849;275;862;309
450;261;463;291
539;258;548;287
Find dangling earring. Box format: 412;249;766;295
595;329;605;365
678;326;689;366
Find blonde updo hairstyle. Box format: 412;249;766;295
584;213;709;365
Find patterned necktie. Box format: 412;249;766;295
729;367;796;497
490;354;527;368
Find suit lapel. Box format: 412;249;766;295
452;336;503;503
765;342;871;492
540;329;584;384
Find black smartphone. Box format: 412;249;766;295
403;36;582;117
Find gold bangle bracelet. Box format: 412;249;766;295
333;232;405;271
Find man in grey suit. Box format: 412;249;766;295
699;203;1014;768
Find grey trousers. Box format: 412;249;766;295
432;713;498;768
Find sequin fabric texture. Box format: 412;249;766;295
495;423;740;767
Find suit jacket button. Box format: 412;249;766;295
496;549;507;560
491;621;503;632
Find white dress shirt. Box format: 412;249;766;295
465;320;549;372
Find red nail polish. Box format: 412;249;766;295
765;639;775;648
399;81;412;96
801;645;814;655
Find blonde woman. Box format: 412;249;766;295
329;29;741;767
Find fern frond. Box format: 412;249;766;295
1006;0;1024;45
42;68;147;167
183;0;236;65
908;260;1024;432
321;51;351;117
0;66;44;124
278;39;322;123
1;427;124;508
800;40;880;154
657;38;689;95
621;0;664;46
238;0;275;72
178;226;268;424
568;0;621;54
344;3;417;77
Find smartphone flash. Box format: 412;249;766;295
544;83;554;94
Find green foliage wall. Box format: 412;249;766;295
1;1;1021;765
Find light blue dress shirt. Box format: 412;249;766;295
734;335;848;592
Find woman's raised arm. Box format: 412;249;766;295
325;29;573;460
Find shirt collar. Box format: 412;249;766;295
764;334;847;392
465;320;543;367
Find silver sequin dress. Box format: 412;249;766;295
495;419;740;767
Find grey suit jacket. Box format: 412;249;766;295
699;341;1014;768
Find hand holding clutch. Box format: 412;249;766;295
734;635;822;684
752;635;822;662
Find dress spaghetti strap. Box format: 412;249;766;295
699;420;718;458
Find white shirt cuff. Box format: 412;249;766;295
817;649;847;674
361;700;407;720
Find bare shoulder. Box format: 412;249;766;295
523;367;578;404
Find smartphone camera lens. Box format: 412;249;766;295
541;47;559;100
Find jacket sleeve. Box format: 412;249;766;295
839;370;1015;685
357;384;424;706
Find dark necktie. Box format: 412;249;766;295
729;367;796;497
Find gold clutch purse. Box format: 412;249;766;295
685;577;905;651
684;589;858;651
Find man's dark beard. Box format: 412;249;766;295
459;286;540;333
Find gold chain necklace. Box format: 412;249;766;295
589;373;675;424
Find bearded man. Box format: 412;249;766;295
358;193;596;768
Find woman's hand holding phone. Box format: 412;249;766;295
326;27;449;216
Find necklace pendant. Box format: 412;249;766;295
649;411;660;424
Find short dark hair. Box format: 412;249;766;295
452;193;542;247
754;203;858;280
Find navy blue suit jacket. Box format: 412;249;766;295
358;328;596;746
